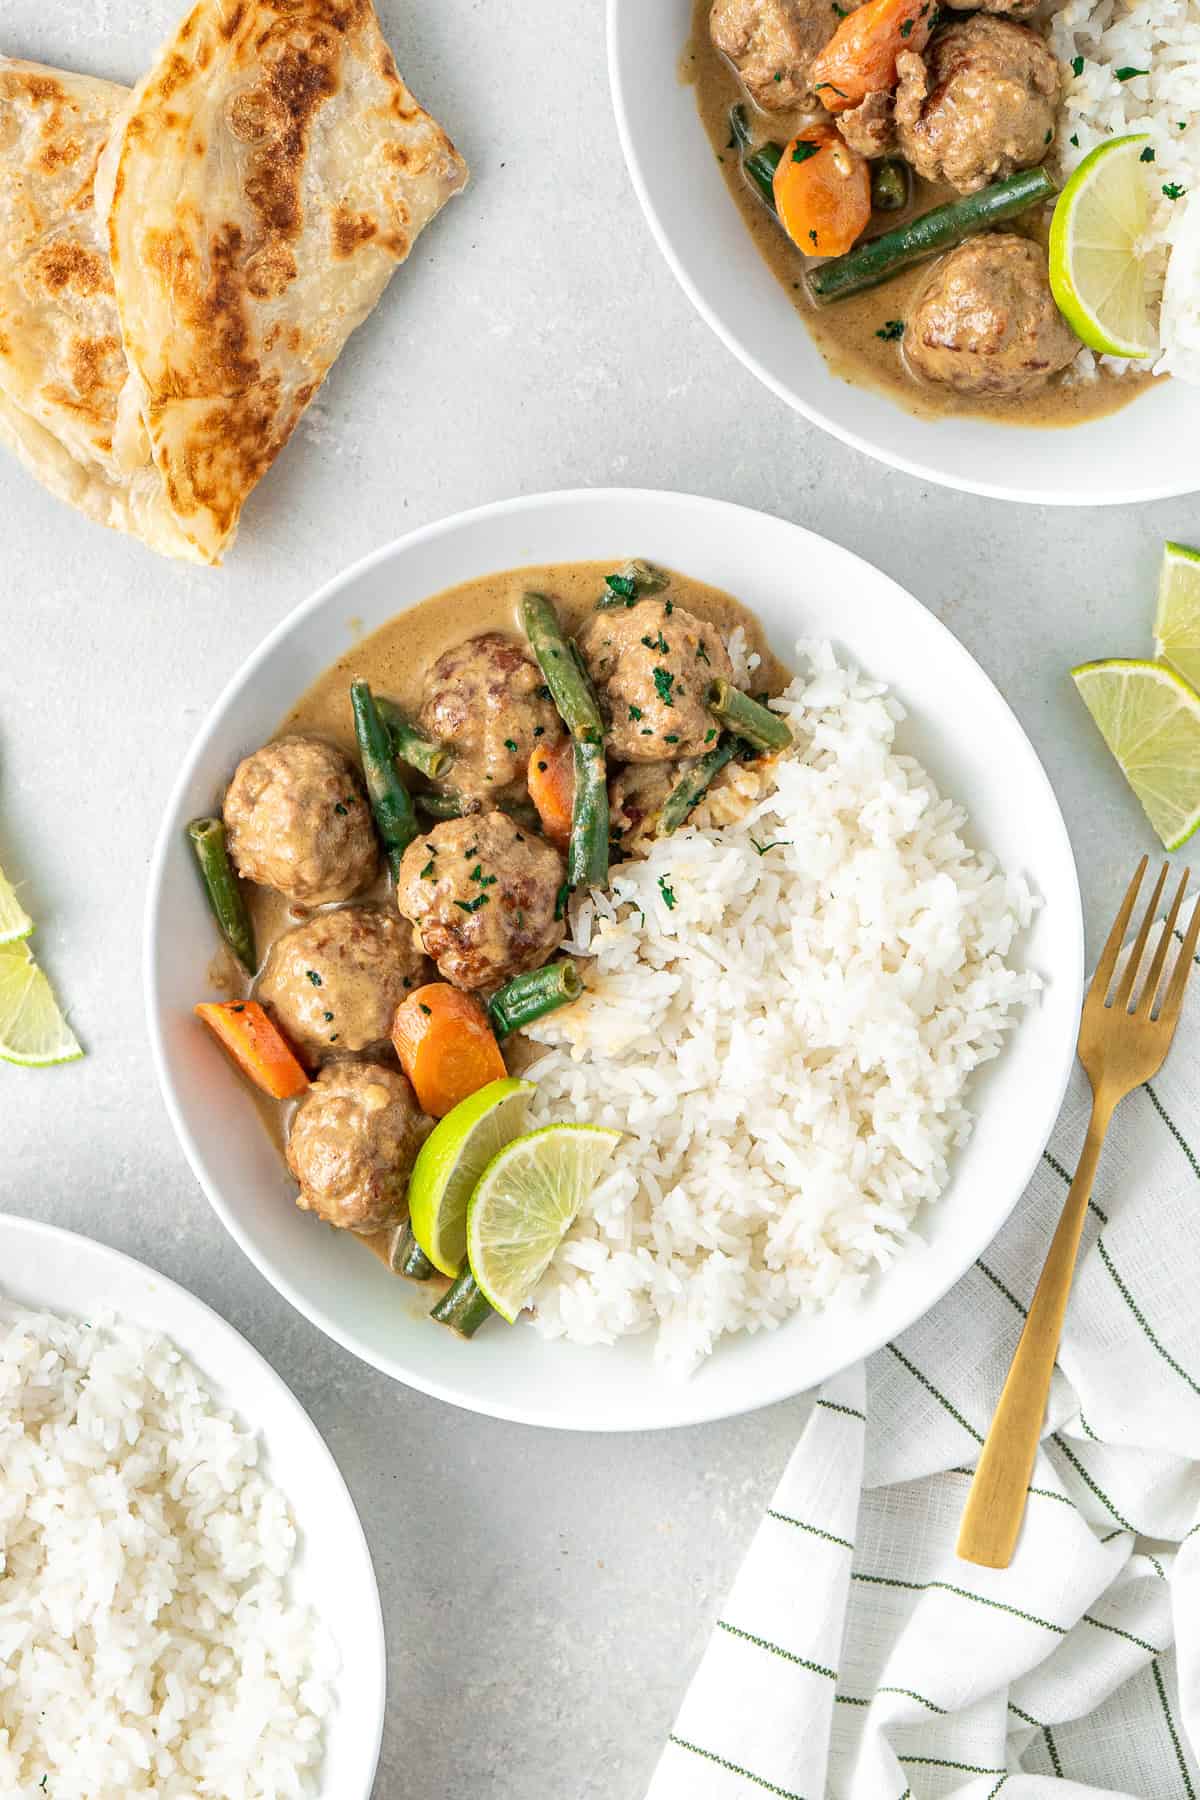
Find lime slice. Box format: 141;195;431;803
0;941;83;1066
1049;134;1154;357
1154;541;1200;693
466;1124;622;1323
0;862;33;946
407;1077;535;1277
1072;657;1200;850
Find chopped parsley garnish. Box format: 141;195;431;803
324;1011;334;1022
419;1003;432;1016
329;1034;338;1043
696;641;710;664
876;318;905;341
514;832;525;843
537;684;551;700
657;876;677;911
773;69;783;83
464;844;478;857
231;1003;245;1014
554;881;570;920
334;802;348;815
791;141;819;165
831;2;847;15
1115;66;1148;81
1044;128;1053;145
750;837;792;856
641;630;670;653
533;724;546;737
306;970;322;987
815;81;847;99
652;667;675;706
504;738;518;753
629;703;644;720
640;728;653;735
705;728;717;743
454;894;490;913
899;16;914;37
537;760;549;773
1141;146;1156;162
605;572;637;599
420;860;435;878
1070;133;1079;147
470;864;497;887
665;599;674;615
1071;54;1084;76
664;734;680;744
1164;181;1187;199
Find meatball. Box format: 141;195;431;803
418;633;563;801
895;17;1060;193
905;235;1079;396
577;599;733;764
710;0;855;111
257;905;429;1065
224;735;377;909
395;812;566;991
287;1062;431;1235
943;0;1043;13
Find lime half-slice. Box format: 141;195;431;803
0;941;83;1067
407;1077;534;1277
1049;134;1154;357
0;863;33;946
466;1123;622;1323
1154;540;1200;693
1072;657;1200;850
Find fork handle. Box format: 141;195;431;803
956;1091;1114;1569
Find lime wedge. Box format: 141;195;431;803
1154;541;1200;693
0;941;83;1066
0;862;33;946
1072;657;1200;850
407;1077;535;1277
466;1124;622;1323
1049;134;1154;357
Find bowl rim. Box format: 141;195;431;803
145;486;1084;1430
604;0;1191;508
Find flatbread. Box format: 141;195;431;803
97;0;468;565
0;58;200;560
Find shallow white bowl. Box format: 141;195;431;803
0;1214;384;1799
607;0;1199;505
146;488;1083;1430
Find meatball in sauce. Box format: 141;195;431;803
257;905;429;1066
224;736;377;908
287;1062;431;1235
578;599;733;763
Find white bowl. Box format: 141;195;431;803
146;488;1083;1430
607;0;1198;505
0;1214;385;1799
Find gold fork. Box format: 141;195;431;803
957;856;1200;1569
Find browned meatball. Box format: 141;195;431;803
418;633;563;801
287;1062;431;1235
224;736;377;908
577;600;733;765
943;0;1044;13
256;906;430;1066
710;0;856;110
905;235;1079;396
895;17;1060;193
394;812;566;991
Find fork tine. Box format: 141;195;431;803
1115;861;1169;1011
1090;856;1148;1003
1138;868;1189;1017
1158;875;1200;1025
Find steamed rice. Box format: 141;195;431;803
1047;0;1200;377
524;643;1041;1373
0;1305;333;1798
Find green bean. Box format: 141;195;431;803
520;594;605;746
376;697;453;781
416;790;541;833
430;1269;493;1337
395;1223;434;1281
595;560;671;610
871;159;910;214
807;167;1057;304
744;141;783;210
657;739;739;836
488;960;583;1037
350;680;420;879
706;680;792;753
570;741;609;889
187;817;257;975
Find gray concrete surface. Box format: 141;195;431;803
1;2;1195;1795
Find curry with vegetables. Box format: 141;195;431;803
687;0;1157;424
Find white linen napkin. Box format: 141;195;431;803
647;918;1200;1800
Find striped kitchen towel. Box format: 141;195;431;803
647;922;1200;1800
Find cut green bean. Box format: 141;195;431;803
808;167;1057;304
415;789;466;820
416;790;541;833
376;697;453;781
521;593;605;746
488;960;583;1037
395;1223;435;1281
350;679;420;879
706;680;792;753
187;817;257;975
570;740;609;888
657;739;739;836
430;1269;494;1337
595;559;671;609
870;159;910;214
744;141;783;210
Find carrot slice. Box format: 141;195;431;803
810;0;935;112
392;983;507;1118
195;1001;309;1100
527;736;574;849
773;126;872;258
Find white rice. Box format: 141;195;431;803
1047;0;1200;376
524;643;1041;1374
0;1305;334;1798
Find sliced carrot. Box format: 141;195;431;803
773;127;872;259
195;1001;309;1100
392;983;507;1118
527;736;574;849
810;0;936;112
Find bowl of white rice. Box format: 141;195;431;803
147;488;1084;1430
610;0;1200;504
0;1215;385;1799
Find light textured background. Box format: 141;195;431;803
0;4;1195;1796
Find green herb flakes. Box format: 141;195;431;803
658;876;677;911
875;318;905;341
653;667;676;706
306;970;322;987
